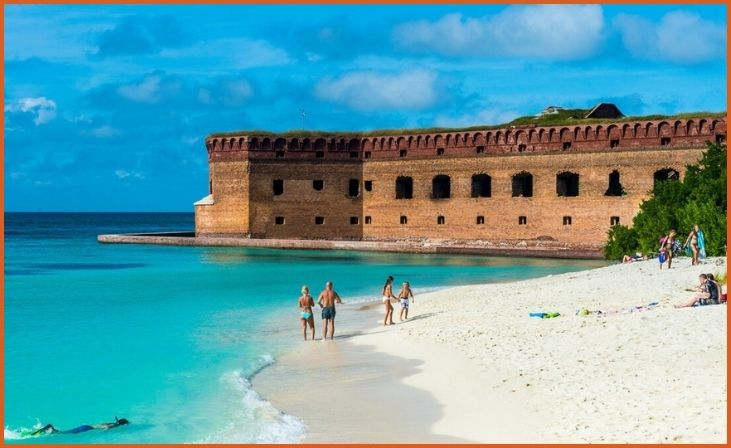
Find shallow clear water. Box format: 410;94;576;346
4;212;607;443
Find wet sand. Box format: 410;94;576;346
253;257;727;443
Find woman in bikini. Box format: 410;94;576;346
660;229;677;269
382;276;398;326
685;226;699;266
298;285;315;340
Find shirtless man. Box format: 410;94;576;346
298;285;315;341
317;281;342;340
30;417;129;436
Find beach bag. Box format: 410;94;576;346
658;251;667;264
672;240;682;253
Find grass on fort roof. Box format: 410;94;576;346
208;110;727;139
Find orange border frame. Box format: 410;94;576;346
0;1;728;447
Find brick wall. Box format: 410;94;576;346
196;116;726;245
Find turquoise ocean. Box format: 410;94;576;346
4;212;607;443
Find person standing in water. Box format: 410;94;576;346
317;281;342;340
298;285;315;341
381;276;398;326
397;281;415;321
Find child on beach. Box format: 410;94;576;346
298;285;315;340
397;281;415;321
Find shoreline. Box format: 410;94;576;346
253;257;727;443
97;233;603;259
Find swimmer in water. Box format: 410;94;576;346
30;417;129;436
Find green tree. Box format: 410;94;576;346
604;141;727;259
603;225;639;260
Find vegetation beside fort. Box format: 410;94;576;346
209;111;726;139
604;141;727;260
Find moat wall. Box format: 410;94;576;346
195;117;726;247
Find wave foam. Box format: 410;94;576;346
194;355;305;443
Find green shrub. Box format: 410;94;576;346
604;225;639;261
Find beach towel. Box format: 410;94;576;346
529;312;560;319
577;302;660;317
698;230;707;259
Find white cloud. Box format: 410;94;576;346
393;5;604;60
434;108;521;128
314;70;438;111
117;74;163;103
115;169;144;180
614;11;726;64
90;125;120;138
4;96;57;125
161;38;291;69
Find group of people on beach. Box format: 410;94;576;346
676;273;725;308
658;224;706;269
297;277;416;340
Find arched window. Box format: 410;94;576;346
432;175;451;199
556;172;579;197
471;174;491;198
605;170;624;196
512;172;533;197
654;168;679;185
395;176;413;199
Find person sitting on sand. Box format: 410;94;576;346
317;281;342;340
31;417;129;436
298;285;315;341
381;276;398;326
675;274;720;308
397;281;415;321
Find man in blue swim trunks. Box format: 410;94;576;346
317;281;342;340
30;417;129;436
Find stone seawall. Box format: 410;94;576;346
97;233;603;259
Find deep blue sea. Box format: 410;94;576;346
4;212;607;443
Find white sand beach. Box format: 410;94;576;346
253;257;727;443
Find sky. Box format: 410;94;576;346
4;4;727;212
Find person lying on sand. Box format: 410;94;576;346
30;417;129;436
675;274;720;308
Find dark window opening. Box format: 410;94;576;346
654;168;679;185
275;150;285;158
315;216;325;225
610;216;620;226
437;215;445;225
605;170;625;196
432;175;451;199
350;151;358;158
364;180;373;191
273;179;284;196
365;216;372;224
313;180;324;191
315;151;325;158
275;216;285;225
364;151;372;159
610;139;620;148
556;172;579;197
476;146;485;154
518;144;527;153
563;216;572;226
400;216;408;225
348;179;359;198
476;216;485;225
716;134;726;144
437;147;445;156
350;216;359;225
518;216;527;225
399;150;407;157
511;172;533;197
660;137;671;146
209;180;213;194
395;176;413;199
471;174;492;198
562;141;572;150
